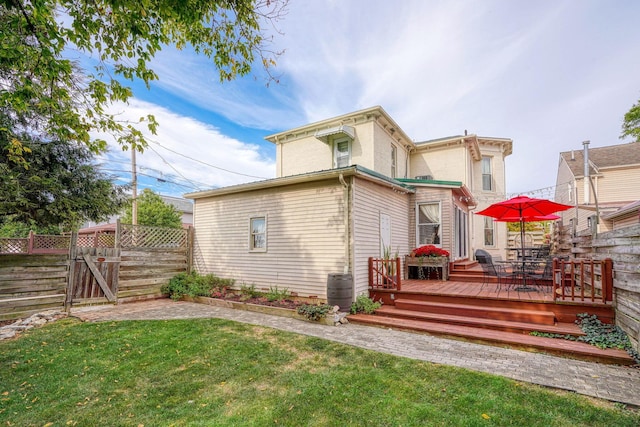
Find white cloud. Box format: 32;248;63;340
94;99;276;196
111;0;640;196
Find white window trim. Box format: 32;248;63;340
416;202;442;247
391;144;397;178
333;137;351;168
483;216;495;247
482;156;493;192
249;215;267;252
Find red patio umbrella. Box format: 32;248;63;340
476;195;572;256
476;196;571;290
493;214;560;223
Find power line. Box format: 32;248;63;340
145;144;205;191
148;138;270;180
99;168;199;191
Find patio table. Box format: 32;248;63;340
495;259;542;291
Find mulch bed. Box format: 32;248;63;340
216;294;303;310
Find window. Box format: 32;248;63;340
391;144;397;178
249;216;266;251
483;217;494;246
482;156;492;191
334;138;351;168
417;203;441;245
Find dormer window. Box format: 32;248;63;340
334;137;351;168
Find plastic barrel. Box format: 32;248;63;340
327;273;353;311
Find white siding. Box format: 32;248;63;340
192;180;346;299
352;178;411;296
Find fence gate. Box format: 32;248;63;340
66;246;120;306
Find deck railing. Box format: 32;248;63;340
369;257;402;291
552;258;613;303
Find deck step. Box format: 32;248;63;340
348;313;634;365
450;260;478;271
395;299;557;325
373;305;582;335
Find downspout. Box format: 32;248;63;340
339;173;351;274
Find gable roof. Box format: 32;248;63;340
560;141;640;178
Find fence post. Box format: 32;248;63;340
187;226;194;274
603;258;613;303
27;230;34;254
65;232;78;312
395;257;402;291
115;219;121;249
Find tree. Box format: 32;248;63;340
621;97;640;141
0;121;129;232
1;0;288;157
122;189;182;228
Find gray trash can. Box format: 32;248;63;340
327;273;353;311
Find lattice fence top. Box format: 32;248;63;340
34;234;71;250
77;232;116;248
0;234;70;254
120;224;188;248
0;238;29;254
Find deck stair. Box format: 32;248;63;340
449;260;485;283
395;299;557;325
349;295;635;365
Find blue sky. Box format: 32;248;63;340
93;0;640;200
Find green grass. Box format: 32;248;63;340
1;318;638;426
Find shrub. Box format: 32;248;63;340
297;303;333;321
239;283;263;300
266;286;291;302
162;272;234;301
350;295;382;314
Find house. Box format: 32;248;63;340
554;140;640;233
186;106;512;301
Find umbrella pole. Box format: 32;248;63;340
517;217;533;290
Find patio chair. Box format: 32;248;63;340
528;258;553;292
475;249;492;264
479;259;517;291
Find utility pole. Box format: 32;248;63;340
131;148;138;225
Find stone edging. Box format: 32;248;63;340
185;296;349;326
0;310;67;341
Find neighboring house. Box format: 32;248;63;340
186;106;512;301
601;200;640;231
80;194;194;230
554;141;640;233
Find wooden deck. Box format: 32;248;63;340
397;279;611;306
350;274;632;364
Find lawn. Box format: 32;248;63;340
0;317;638;426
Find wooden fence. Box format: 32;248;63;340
558;222;640;353
0;224;193;320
